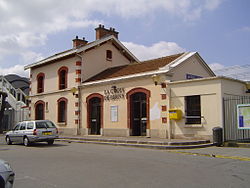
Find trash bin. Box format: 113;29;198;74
213;127;223;146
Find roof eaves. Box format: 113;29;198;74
24;35;140;70
194;52;216;76
24;49;77;70
81;69;171;87
159;52;194;71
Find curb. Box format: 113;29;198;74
57;138;214;150
58;137;210;146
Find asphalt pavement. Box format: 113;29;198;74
0;135;250;188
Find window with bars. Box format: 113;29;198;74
185;95;201;124
37;73;44;93
58;98;67;123
58;67;68;90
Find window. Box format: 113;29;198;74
20;123;26;130
27;122;34;129
106;50;112;60
13;124;20;131
37;73;45;93
185;95;201;124
35;101;45;120
58;67;68;90
58;98;67;123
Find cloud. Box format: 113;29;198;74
0;0;223;70
0;65;29;77
240;26;250;32
123;41;185;61
208;63;225;71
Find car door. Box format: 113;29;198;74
10;124;21;142
17;122;26;142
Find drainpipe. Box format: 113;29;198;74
168;85;171;141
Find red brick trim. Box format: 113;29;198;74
35;100;45;120
162;105;167;111
76;69;81;75
57;97;68;124
86;93;104;130
162;117;167;123
75;78;81;83
126;87;151;131
76;61;82;66
161;94;167;100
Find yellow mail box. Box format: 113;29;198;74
169;109;182;120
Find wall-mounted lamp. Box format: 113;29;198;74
151;74;160;85
70;87;78;96
246;82;250;93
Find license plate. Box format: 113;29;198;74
43;132;52;135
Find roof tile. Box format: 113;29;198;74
84;53;184;82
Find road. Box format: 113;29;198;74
0;136;250;188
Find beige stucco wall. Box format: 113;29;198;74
81;76;167;137
30;90;78;134
81;41;131;82
220;78;247;97
30;56;78;95
168;77;249;140
170;55;213;81
169;78;221;140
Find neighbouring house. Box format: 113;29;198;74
0;74;29;131
24;25;250;140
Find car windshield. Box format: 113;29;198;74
35;121;56;129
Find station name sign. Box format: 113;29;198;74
104;86;125;101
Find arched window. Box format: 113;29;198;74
35;100;45;120
106;50;112;60
37;73;45;93
58;67;68;90
58;97;67;123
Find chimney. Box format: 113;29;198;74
95;24;119;40
72;36;88;48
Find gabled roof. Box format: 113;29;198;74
24;35;139;70
84;53;185;83
82;52;215;86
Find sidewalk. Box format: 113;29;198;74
58;135;214;149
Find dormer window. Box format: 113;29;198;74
58;66;68;90
37;73;45;93
106;50;112;60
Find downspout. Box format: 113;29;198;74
168;85;172;141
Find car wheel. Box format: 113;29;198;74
47;140;54;145
23;137;30;146
6;136;12;145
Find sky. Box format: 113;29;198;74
0;0;249;77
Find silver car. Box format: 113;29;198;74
0;159;15;188
5;120;59;146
